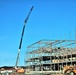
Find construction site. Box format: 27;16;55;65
25;39;76;75
0;4;76;75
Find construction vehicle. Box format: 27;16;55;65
63;65;76;75
15;6;34;74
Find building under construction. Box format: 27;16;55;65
25;39;76;75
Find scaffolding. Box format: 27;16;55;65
25;39;76;74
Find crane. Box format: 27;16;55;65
15;6;34;69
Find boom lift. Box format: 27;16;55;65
15;6;34;73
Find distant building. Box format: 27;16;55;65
0;66;26;75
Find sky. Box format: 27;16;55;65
0;0;76;67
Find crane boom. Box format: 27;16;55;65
15;6;34;68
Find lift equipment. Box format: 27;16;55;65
15;6;34;73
